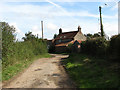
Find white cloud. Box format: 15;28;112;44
46;0;62;9
111;2;118;10
103;22;118;37
103;14;118;19
0;2;117;20
9;23;24;41
62;28;73;32
30;25;42;38
0;1;118;40
10;23;21;33
0;3;55;20
46;23;58;30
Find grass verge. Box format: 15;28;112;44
2;53;51;81
63;53;120;88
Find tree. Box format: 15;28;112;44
93;33;101;38
1;22;16;62
85;33;93;39
22;31;36;41
53;34;57;39
85;32;101;39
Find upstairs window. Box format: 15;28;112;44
64;36;66;38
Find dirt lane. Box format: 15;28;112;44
3;54;75;88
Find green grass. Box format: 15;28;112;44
63;53;120;88
2;53;51;81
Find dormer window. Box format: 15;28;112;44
64;36;66;38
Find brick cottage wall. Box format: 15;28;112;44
55;46;68;53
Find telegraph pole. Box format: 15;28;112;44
99;6;104;37
41;21;43;39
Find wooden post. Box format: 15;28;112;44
41;21;43;39
99;6;104;37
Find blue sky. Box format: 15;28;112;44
0;0;118;41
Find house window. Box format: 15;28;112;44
60;36;62;38
64;36;66;38
59;40;61;43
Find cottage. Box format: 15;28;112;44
53;26;86;52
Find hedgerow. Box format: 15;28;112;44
108;34;120;60
1;22;48;69
81;35;120;61
81;37;108;57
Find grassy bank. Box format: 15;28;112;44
2;53;51;81
63;54;120;88
1;22;51;81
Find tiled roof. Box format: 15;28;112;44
55;43;68;47
55;31;78;40
55;40;74;47
55;40;82;47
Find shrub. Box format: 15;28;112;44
67;43;73;53
109;34;120;60
48;45;55;53
1;22;48;69
1;22;16;68
81;37;108;57
32;40;47;55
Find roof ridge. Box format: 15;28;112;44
61;31;78;34
55;30;79;40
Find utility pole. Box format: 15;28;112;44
41;21;43;39
99;6;104;37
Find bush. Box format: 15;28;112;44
81;37;108;57
32;40;47;55
48;45;55;53
67;43;73;53
1;22;48;69
1;22;16;68
109;34;120;60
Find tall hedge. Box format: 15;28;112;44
1;22;48;69
109;34;120;60
81;34;120;61
81;37;108;57
1;22;16;68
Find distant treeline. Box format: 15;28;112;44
1;22;48;69
81;34;120;61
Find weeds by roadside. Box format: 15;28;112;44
2;53;51;81
1;22;51;81
63;53;120;88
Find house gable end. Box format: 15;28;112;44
74;32;86;41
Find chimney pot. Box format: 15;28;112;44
59;28;62;34
78;26;81;32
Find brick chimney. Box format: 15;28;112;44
59;28;62;34
78;26;81;33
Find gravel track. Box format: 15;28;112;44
3;54;75;88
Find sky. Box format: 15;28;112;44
0;0;119;41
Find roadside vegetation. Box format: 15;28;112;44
2;54;50;81
64;53;119;88
63;33;120;88
1;22;51;81
81;34;120;60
